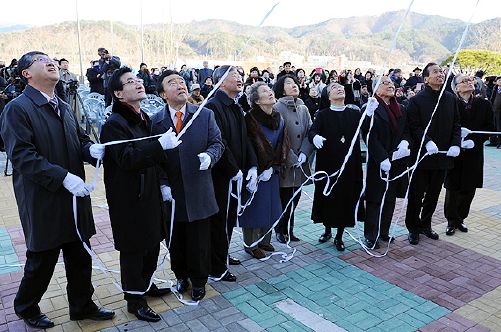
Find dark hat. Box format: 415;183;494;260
413;67;422;72
250;66;259;73
17;51;47;75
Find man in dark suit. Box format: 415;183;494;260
0;51;114;329
152;70;224;301
405;63;462;245
205;66;258;282
100;67;180;322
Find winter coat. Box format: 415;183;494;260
273;96;314;187
407;85;461;170
0;85;96;252
151;103;224;222
445;97;494;190
362;100;409;202
100;102;166;253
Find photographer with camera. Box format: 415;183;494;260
97;47;121;106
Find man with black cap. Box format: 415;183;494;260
405;67;424;89
0;51;114;329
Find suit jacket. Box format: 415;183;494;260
151;102;224;222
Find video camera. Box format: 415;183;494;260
62;79;79;96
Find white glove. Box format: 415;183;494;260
63;172;90;197
295;152;307;167
158;128;182;150
313;135;326;149
365;97;378;117
160;185;172;202
461;139;475;149
198;152;211;170
380;158;391;173
89;144;105;159
232;170;243;182
246;167;258;193
461;127;472;139
446;146;460;157
258;167;273;182
392;140;411;161
425;140;439;155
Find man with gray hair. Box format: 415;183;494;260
205;65;258;282
198;61;213;88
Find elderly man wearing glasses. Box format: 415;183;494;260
100;67;182;322
0;51;115;328
443;74;495;235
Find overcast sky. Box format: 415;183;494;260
0;0;499;28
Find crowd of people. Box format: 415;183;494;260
1;49;501;329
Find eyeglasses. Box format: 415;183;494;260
122;78;144;86
380;81;394;86
27;57;57;69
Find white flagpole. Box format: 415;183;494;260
140;0;144;63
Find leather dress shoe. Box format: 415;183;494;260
275;233;287;244
191;287;206;301
421;228;439;240
221;271;237;282
145;284;171;297
408;232;419;245
176;278;190;293
70;307;115;321
334;238;345;251
364;238;380;249
318;232;332;243
228;257;241;265
258;243;275;252
380;235;395;243
289;234;300;242
247;248;266;259
128;304;161;322
456;223;468;232
446;226;455;236
19;313;54;329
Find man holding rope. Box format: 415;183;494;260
0;51;114;329
152;70;223;301
405;63;461;245
100;67;181;322
206;66;258;282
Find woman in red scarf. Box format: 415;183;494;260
361;76;410;249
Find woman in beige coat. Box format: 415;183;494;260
273;74;315;243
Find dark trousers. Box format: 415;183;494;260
444;189;476;226
170;220;209;288
276;187;301;235
365;199;396;242
210;188;238;276
405;169;446;233
120;243;160;306
14;241;96;318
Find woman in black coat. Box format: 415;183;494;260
362;76;410;249
444;74;495;235
308;82;363;251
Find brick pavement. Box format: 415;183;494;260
1;147;501;331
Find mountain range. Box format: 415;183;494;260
0;11;500;70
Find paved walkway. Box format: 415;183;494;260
1;147;501;331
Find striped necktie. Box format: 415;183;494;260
49;96;60;116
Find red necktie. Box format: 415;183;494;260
175;111;183;134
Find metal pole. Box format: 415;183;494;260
75;0;84;84
140;0;144;63
110;20;114;55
